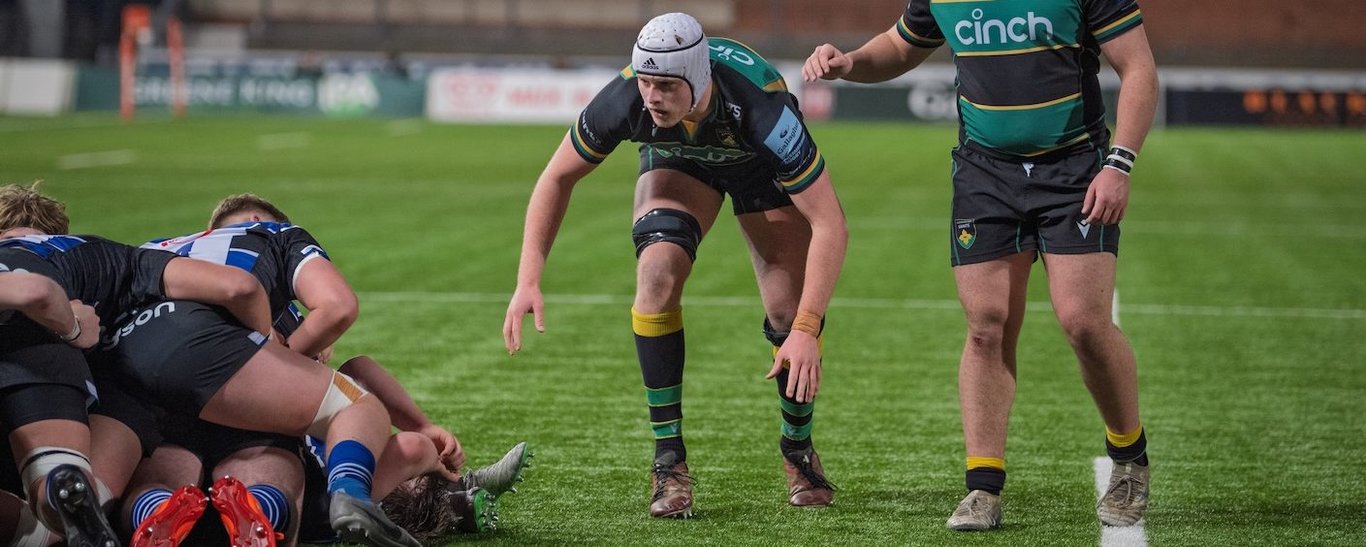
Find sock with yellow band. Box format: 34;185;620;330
634;307;687;462
1106;425;1148;466
965;456;1006;495
763;317;823;453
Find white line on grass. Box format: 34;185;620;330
848;218;1366;239
256;132;312;150
355;291;1366;320
1095;457;1147;547
386;120;424;136
56;150;136;170
1097;292;1147;546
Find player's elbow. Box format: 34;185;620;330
219;269;265;304
322;290;360;331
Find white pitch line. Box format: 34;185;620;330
56;149;136;170
386;120;424;136
1095;457;1148;547
354;291;1366;320
256;132;312;150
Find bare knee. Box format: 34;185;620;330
1055;309;1111;349
964;308;1011;350
635;252;689;311
389;432;438;474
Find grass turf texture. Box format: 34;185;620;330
1;115;1363;545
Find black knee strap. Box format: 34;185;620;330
763;316;826;347
632;208;702;262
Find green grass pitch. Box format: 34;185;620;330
1;114;1363;545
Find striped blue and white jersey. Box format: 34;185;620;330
143;222;329;318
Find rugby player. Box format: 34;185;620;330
804;0;1158;530
124;195;525;546
0;182;275;546
504;12;848;517
0;184;416;547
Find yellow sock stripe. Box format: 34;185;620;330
966;456;1006;471
631;307;683;337
1106;425;1144;447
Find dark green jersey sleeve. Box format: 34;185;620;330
569;71;643;164
899;0;947;48
1084;0;1143;44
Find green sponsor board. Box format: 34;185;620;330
72;66;424;117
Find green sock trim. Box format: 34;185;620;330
651;419;682;439
781;421;812;441
779;398;814;417
646;384;682;407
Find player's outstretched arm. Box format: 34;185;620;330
765;171;848;403
1084;24;1158;226
161;257;273;336
339;355;465;478
0;271;100;348
504;132;598;354
287;258;359;359
803;26;934;83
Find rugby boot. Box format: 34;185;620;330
946;489;1002;531
329;491;422;547
131;485;207;547
450;486;500;533
46;464;120;547
1098;461;1149;526
782;447;836;507
458;441;532;496
648;451;693;518
210;476;282;547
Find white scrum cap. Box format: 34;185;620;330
632;12;711;110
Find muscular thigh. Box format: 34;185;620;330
737;205;811;327
633;168;724;231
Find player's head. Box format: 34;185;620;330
209;193;290;229
380;474;463;544
0;182;68;238
632;12;711;127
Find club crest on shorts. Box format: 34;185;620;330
955;219;977;250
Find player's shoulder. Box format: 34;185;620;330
708;37;787;94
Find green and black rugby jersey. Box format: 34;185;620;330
570;37;826;194
897;0;1143;158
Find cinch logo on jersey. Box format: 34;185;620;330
954;8;1054;46
709;44;755;66
101;301;177;350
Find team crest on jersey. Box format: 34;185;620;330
955;219;977;250
716;125;738;147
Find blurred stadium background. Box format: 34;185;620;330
1;1;1364;546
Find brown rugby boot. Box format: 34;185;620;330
783;447;836;506
648;451;694;518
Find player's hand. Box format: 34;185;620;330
503;285;545;355
67;300;100;349
1082;168;1130;226
315;345;334;364
420;424;465;482
765;331;822;403
803;43;853;82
